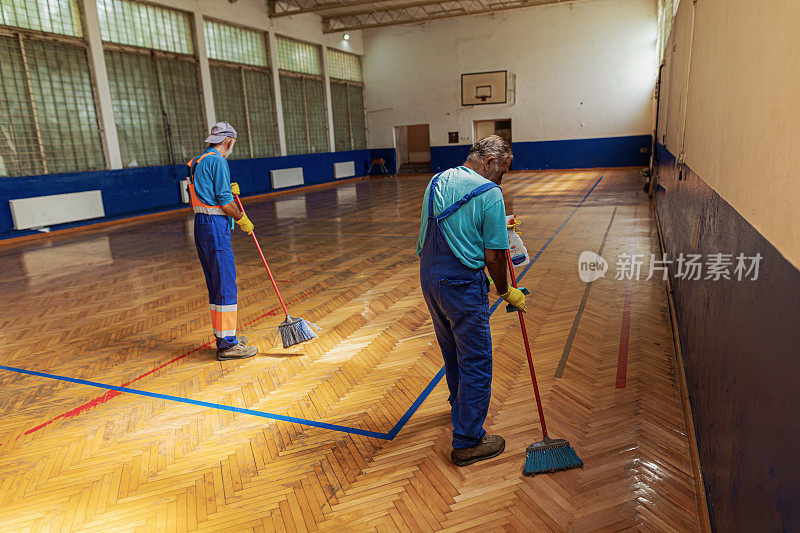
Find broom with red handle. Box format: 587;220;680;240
505;250;583;475
234;194;317;348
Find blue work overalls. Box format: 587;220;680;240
419;174;499;449
187;152;240;350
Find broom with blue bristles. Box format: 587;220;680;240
505;250;583;476
234;194;318;348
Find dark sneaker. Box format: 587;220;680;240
217;343;258;361
451;434;506;466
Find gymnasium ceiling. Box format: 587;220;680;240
267;0;585;33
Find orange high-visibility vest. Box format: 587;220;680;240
186;152;226;216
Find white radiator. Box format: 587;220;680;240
179;180;190;203
10;190;105;230
333;161;355;179
270;167;304;189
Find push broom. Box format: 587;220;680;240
505;250;583;475
234;194;318;348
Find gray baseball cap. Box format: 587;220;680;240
204;121;237;144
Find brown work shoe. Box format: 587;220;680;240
450;434;506;466
217;343;258;361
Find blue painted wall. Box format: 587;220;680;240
368;148;397;175
0;149;373;239
1;135;647;239
430;134;652;172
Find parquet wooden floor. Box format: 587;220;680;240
0;169;702;532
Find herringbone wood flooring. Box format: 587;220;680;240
0;170;701;531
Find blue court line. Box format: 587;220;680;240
0;176;602;442
256;233;417;238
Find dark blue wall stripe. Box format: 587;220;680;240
0;135;636;239
655;142;800;531
429;135;652;172
0;150;375;239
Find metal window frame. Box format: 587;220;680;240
103;40;202;168
96;0;195;54
209;59;279;159
274;33;323;76
330;78;363;151
326;48;362;83
0;18;109;174
279;70;327;155
203;16;270;68
0;0;84;37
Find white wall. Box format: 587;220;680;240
362;0;658;148
658;0;800;269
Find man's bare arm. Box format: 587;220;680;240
220;201;243;220
485;248;508;294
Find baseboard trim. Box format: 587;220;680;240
652;199;712;532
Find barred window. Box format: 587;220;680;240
99;0;203;168
276;37;327;155
105;50;204;167
0;32;105;177
204;19;267;68
96;0;193;54
327;48;362;82
1;0;83;36
348;84;366;149
279;74;328;155
275;36;321;76
206;20;279;159
210;66;279;159
330;81;366;151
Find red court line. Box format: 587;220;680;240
615;280;632;389
20;305;283;438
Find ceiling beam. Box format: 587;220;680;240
322;0;573;32
268;0;392;17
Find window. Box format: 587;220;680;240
275;36;321;76
96;0;193;55
0;0;83;37
327;48;362;83
99;0;203;167
206;21;279;159
276;37;328;155
327;49;365;151
204;19;267;67
105;50;203;167
0;1;105;177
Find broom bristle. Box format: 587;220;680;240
278;315;319;348
522;437;583;476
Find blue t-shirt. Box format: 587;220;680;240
192;147;234;208
417;166;509;269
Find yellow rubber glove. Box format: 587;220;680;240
235;214;254;235
231;182;240;196
500;286;527;312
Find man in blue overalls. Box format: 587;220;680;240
418;135;527;466
188;122;258;361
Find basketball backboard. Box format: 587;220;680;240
461;70;507;106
